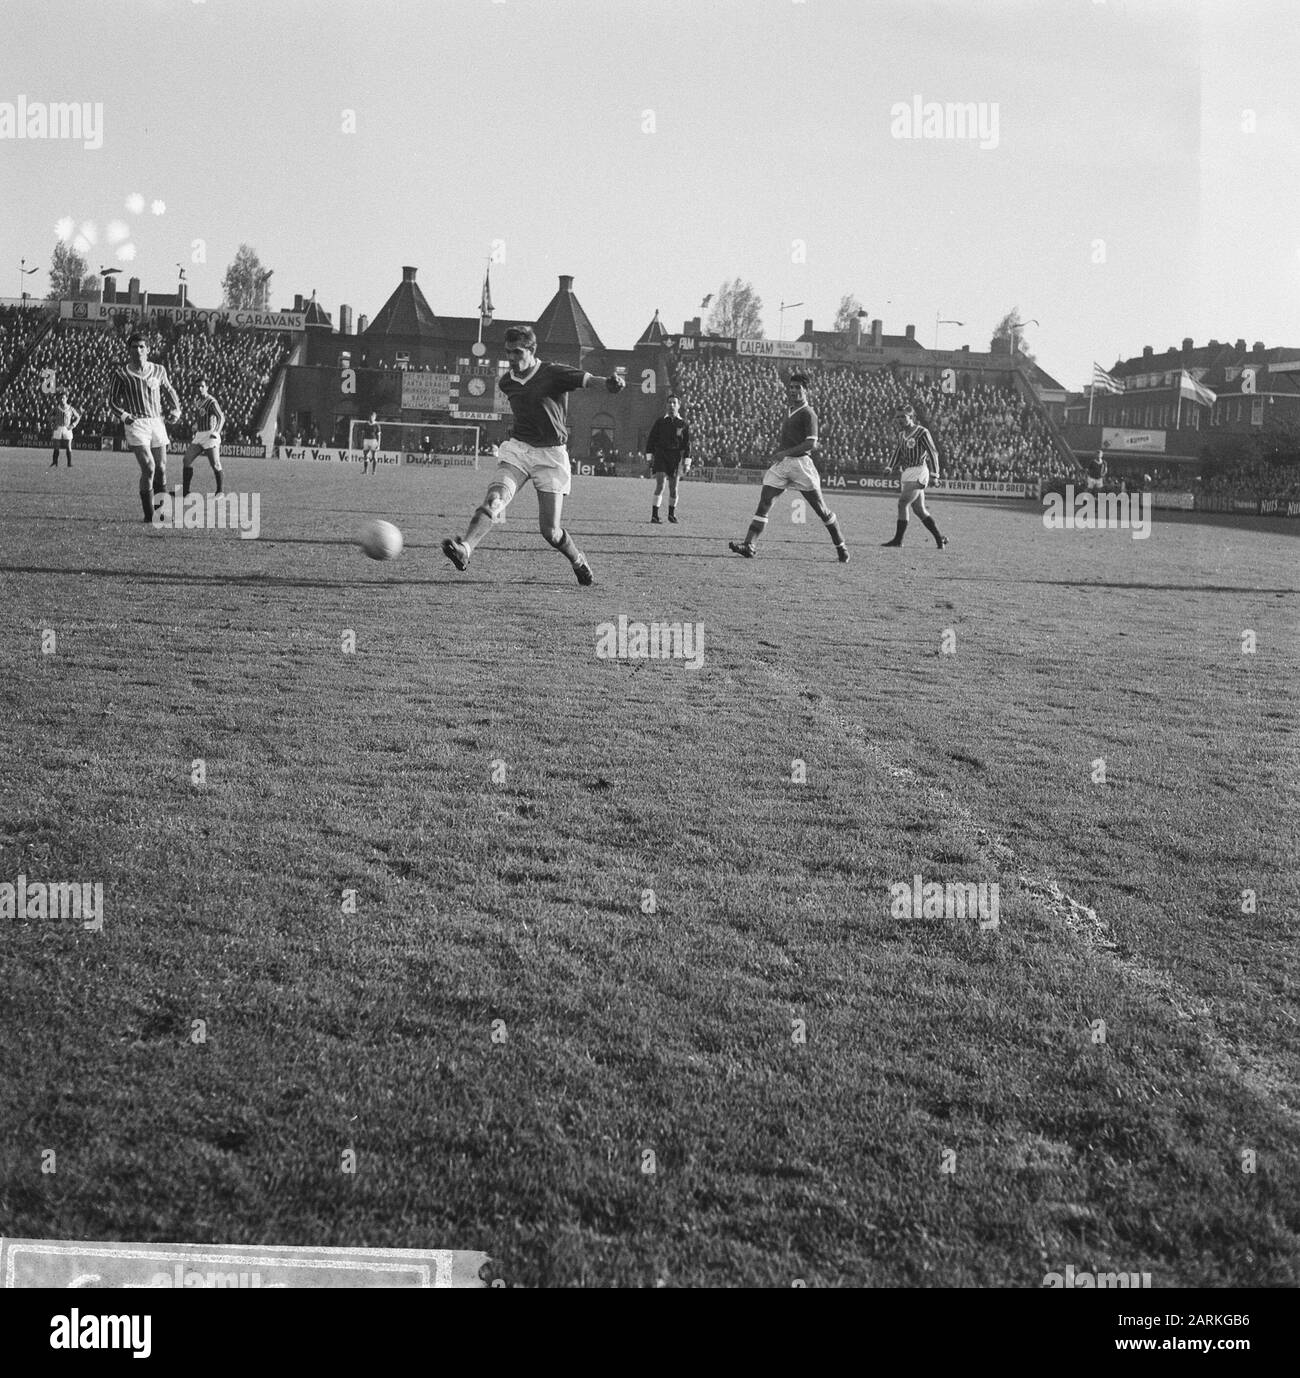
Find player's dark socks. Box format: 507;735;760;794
821;511;844;548
140;491;154;521
51;450;59;465
883;518;907;547
215;471;223;494
745;514;768;546
555;528;580;563
183;468;193;498
920;513;945;547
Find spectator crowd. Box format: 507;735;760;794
0;319;291;442
672;356;1066;483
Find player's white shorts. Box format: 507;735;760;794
1085;476;1103;492
362;439;379;453
193;430;221;451
51;427;72;442
901;464;930;487
494;437;572;497
762;454;822;492
125;417;168;450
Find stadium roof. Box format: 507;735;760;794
534;274;604;351
636;309;667;346
1022;359;1066;392
364;266;439;340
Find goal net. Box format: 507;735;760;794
347;419;480;466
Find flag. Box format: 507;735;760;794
479;266;493;325
700;294;713;309
1178;370;1216;406
1091;362;1123;394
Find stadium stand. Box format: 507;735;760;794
671;355;1072;483
0;304;52;385
0;319;291;442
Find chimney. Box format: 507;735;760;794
1235;338;1246;351
803;318;813;337
1252;341;1265;354
685;316;701;336
871;318;883;346
358;314;369;334
960;344;970;353
294;294;303;312
128;276;140;300
1142;345;1153;358
339;305;353;335
1182;336;1193;352
104;277;116;302
559;274;574;292
178;281;187;307
1208;339;1220;348
402;266;418;283
854;315;864;346
904;324;915;341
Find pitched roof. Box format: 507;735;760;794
534;274;603;350
636;309;667;346
364;266;438;340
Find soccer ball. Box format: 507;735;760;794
360;519;403;561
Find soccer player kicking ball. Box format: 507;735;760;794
361;413;382;474
882;404;948;549
441;326;624;586
110;332;182;523
645;394;691;523
49;392;81;468
728;371;848;562
183;379;226;497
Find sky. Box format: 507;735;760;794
0;0;1296;389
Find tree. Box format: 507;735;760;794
47;241;99;300
991;307;1035;361
706;278;764;339
222;244;273;309
833;294;867;334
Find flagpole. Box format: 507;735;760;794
1088;380;1094;426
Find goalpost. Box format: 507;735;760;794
346;419;481;466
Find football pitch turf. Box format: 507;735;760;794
2;451;1297;1287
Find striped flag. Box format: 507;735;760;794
479;266;493;326
1091;362;1123;394
1178;370;1217;406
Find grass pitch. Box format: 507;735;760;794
1;450;1297;1287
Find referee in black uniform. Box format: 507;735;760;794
645;394;692;524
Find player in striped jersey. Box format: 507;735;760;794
49;392;81;468
882;404;948;549
183;379;226;497
110;332;181;522
728;372;849;562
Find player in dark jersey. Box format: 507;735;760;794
109;332;182;522
645;395;692;524
882;404;948;549
182;379;226;497
728;372;848;562
49;392;81;468
1084;450;1107;492
360;413;382;474
441;325;625;586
